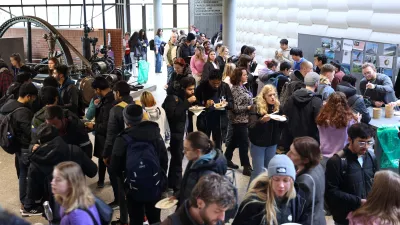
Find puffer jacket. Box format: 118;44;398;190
144;105;170;147
325;145;376;225
232;193;311;225
336;81;371;124
228;85;252;124
176;149;227;207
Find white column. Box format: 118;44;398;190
223;0;236;55
153;0;163;35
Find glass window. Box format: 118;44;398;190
130;5;143;31
47;7;58;26
35;7;47;21
70;6;81;27
5;1;22;5
177;0;189;3
91;6;103;28
47;0;69;4
59;6;70;26
146;5;153;31
162;5;173;29
10;7;23;17
70;0;84;4
0;8;11;25
177;4;188;29
23;7;35;17
104;6;116;29
22;0;46;4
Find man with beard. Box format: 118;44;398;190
53;64;80;116
160;173;236;225
195;69;233;150
163;76;196;194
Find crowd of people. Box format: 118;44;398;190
0;29;400;225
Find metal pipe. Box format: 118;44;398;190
101;0;107;51
26;21;32;63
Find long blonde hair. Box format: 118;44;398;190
54;161;95;213
218;45;228;58
245;172;296;225
351;170;400;225
195;45;207;63
222;63;236;81
256;85;280;115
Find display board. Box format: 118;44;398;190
298;33;399;92
0;37;25;70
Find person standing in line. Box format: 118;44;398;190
163;33;178;83
47;57;59;77
316;92;358;168
290;48;305;71
53;64;80;116
154;28;164;73
51;161;101;225
275;38;293;64
129;32;141;77
165;58;192;95
224;67;253;176
201;50;220;83
232;155;311;225
347;170;400;225
178;33;196;65
330;60;345;90
287;136;326;225
10;53;24;79
123;32;132;71
316;64;336;102
203;40;212;56
259;61;291;97
216;46;229;74
325;123;377;225
313;54;327;74
0;59;13;98
222;63;236;89
248;84;284;183
163;77;197;194
138;29;149;61
190;46;207;86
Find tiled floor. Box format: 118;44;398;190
0;54;334;224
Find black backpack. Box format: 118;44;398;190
149;39;155;51
123;134;167;202
335;149;377;175
279;80;305;109
0;107;26;154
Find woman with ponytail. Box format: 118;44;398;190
169;131;228;208
316;92;358;168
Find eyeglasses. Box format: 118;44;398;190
358;140;374;147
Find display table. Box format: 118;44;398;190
368;108;400;173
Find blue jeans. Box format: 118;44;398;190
249;143;277;184
167;65;174;83
155;52;162;73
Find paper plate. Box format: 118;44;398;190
155;198;178;209
189;106;205;112
214;103;227;110
270;114;287;122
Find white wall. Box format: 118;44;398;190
236;0;400;64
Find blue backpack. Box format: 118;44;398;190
265;74;284;89
123;134;166;202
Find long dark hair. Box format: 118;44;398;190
156;28;163;37
139;29;147;40
129;32;139;47
186;131;215;154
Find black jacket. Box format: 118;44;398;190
163;90;193;140
259;72;290;97
296;164;326;225
166;67;191;95
103;95;134;157
195;81;233;111
248;104;283;147
359;73;397;104
93;91;114;158
59;78;79;116
325;146;376;225
200;62;218;83
232;194;311;225
336;81;371;124
178;43;195;65
0;99;32;149
216;56;226;74
110;121;168;179
176;149;227;207
283;88;322;143
289;70;305;82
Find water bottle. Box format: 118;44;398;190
43;201;53;225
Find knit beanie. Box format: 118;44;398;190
123;104;143;126
268;155;296;181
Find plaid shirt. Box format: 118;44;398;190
0;68;13;98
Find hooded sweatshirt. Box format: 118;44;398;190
336;81;371;124
144;105;170;147
283;88;322;143
289;70;304;82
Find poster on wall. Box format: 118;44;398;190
379;56;393;68
342;51;351;64
342;63;351;74
353;41;365;51
383;44;396;56
343;39;353;51
352;51;364;63
325;49;335;59
321;38;332;48
315;48;324;55
365;54;377;67
365;42;378;55
331;39;342;51
377;67;393;77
